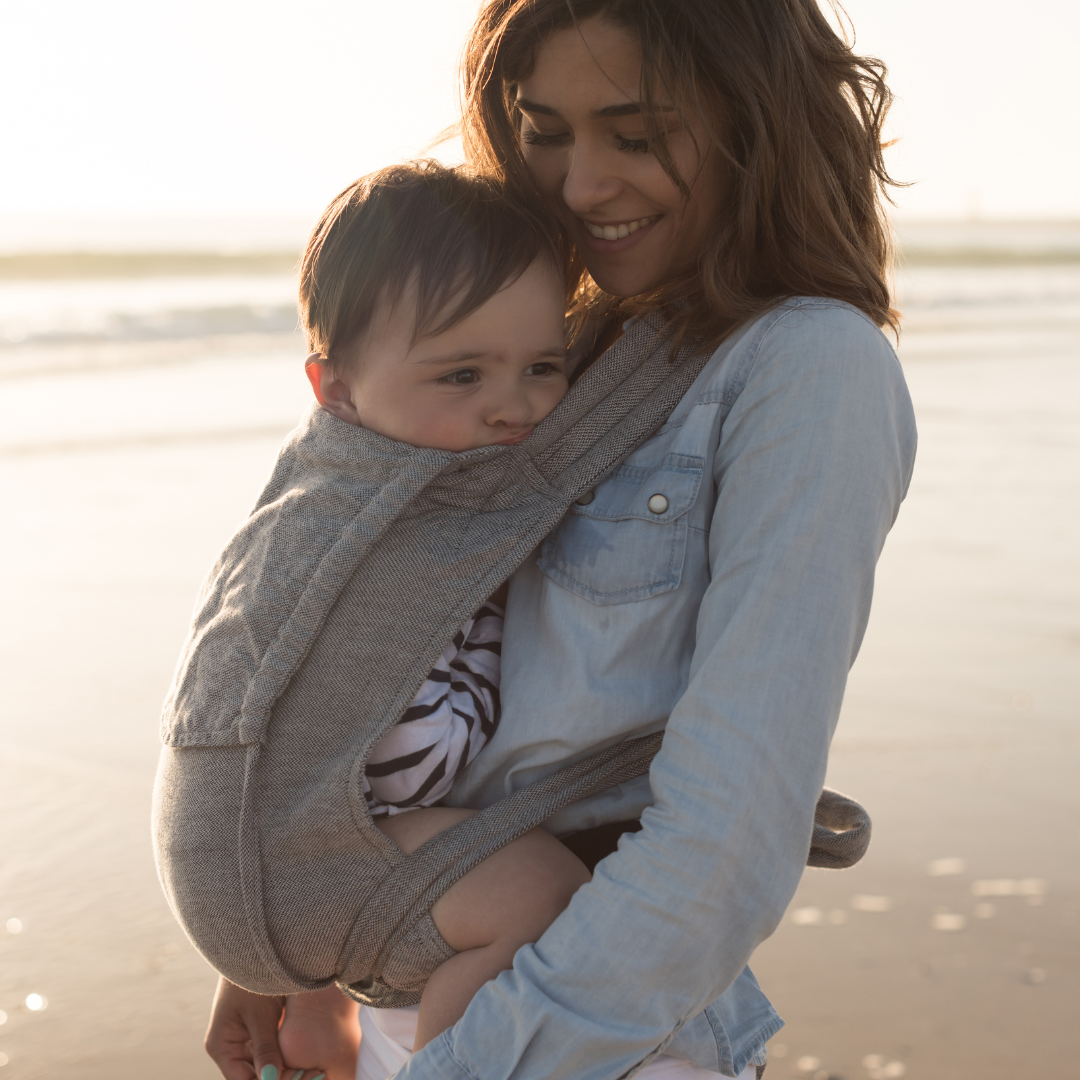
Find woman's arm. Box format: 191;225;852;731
397;303;917;1080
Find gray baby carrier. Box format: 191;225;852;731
151;317;871;1006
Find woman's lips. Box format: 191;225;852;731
583;215;660;240
577;215;660;255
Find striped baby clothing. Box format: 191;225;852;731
363;602;502;816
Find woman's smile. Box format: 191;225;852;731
578;214;662;255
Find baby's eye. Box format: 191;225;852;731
524;362;561;377
437;368;480;386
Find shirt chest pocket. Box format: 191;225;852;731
537;453;705;606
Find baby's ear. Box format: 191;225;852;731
304;354;362;425
304;354;331;404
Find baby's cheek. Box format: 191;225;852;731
401;407;481;452
539;380;570;421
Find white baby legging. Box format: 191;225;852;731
356;1004;759;1080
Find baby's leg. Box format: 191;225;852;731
377;808;591;1051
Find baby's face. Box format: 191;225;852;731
320;258;568;452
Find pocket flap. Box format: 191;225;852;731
572;453;704;524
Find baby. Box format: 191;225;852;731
250;162;592;1073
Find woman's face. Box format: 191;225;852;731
516;18;722;299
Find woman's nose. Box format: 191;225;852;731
560;141;623;216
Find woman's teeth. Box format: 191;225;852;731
584;216;659;241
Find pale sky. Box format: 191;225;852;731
0;0;1077;222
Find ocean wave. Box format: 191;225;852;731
0;274;299;346
896;265;1080;310
0;303;299;346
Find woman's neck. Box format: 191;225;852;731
568;315;625;384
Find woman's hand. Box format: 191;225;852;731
204;976;290;1080
204;977;359;1080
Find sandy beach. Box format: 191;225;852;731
0;249;1076;1079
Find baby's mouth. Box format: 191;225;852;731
493;428;534;446
582;215;661;241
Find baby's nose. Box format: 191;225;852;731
489;387;535;427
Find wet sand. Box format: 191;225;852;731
0;269;1077;1078
752;320;1080;1079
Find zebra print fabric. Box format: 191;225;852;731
364;602;502;816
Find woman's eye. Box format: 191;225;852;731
614;133;650;154
438;368;479;385
521;128;570;148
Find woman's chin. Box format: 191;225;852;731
583;264;667;300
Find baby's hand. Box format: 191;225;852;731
277;986;361;1080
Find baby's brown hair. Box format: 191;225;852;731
300;160;562;372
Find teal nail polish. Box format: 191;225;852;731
290;1071;305;1080
259;1067;279;1080
312;1073;326;1080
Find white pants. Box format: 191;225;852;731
356;1005;758;1080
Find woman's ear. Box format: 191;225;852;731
304;354;362;426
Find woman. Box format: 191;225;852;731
205;1;916;1078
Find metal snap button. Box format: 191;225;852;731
647;493;669;515
575;490;596;506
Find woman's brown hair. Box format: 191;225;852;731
461;0;900;350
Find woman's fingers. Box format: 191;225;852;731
243;1068;326;1080
248;1042;286;1080
204;976;286;1080
203;1009;270;1080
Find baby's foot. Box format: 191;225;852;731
278;986;361;1080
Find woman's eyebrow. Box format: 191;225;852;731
515;98;558;116
516;98;675;119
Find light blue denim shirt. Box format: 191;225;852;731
399;299;917;1080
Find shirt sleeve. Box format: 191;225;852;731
396;303;918;1080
